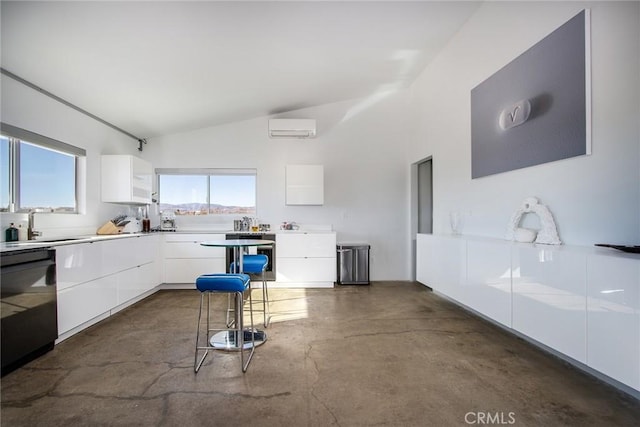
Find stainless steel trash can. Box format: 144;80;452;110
337;243;370;285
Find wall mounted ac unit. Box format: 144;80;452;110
268;119;316;138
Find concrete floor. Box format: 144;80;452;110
1;282;639;426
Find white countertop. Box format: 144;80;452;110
0;232;154;253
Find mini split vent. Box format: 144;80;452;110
268;119;316;138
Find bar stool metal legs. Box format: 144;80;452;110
258;269;271;328
230;255;270;328
194;274;255;373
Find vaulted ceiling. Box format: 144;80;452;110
1;1;481;139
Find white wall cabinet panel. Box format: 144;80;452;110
101;155;153;204
587;255;640;390
512;246;587;363
285;165;324;205
464;240;512;327
57;275;118;335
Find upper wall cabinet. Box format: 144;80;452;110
101;155;153;204
286;164;324;205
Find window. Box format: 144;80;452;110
157;169;256;216
1;123;85;213
1;136;9;211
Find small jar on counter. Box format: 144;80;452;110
5;223;19;242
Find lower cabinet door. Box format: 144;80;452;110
276;257;336;282
57;276;118;335
164;258;226;284
512;246;587;363
464;240;512;327
117;263;156;305
587;255;640;390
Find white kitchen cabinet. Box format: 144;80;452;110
55;235;159;338
101;155;153;204
56;242;104;290
57;275;118;335
512;246;587;363
464;239;512;327
162;233;226;284
417;235;510;326
276;232;336;287
277;258;336;283
117;262;157;306
416;234;466;301
285;165;324;205
586;254;640;390
415;233;640;394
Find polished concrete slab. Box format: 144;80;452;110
1;282;639;426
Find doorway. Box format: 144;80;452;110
417;158;433;234
410;157;433;280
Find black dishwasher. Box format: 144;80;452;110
1;247;57;376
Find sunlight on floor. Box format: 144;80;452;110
248;288;309;324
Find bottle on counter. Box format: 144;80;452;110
142;205;151;232
5;223;19;242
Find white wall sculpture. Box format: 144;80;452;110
506;197;562;245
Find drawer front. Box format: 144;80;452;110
276;233;336;258
276;257;336;282
102;236;157;275
56;243;103;290
164;241;225;258
163;233;225;242
117;264;156;305
57;276;118;334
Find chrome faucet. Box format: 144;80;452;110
27;209;52;240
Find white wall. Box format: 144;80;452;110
406;1;640;247
1;75;142;238
143;93;412;280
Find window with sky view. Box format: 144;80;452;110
158;172;256;215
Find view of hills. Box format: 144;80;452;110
158;203;255;215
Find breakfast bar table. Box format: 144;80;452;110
199;239;275;350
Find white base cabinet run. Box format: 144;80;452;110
416;233;640;394
276;232;336;287
162;233;226;285
56;235;160;340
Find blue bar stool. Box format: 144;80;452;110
194;273;255;373
230;254;270;328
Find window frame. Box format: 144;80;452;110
156;168;257;216
1;123;85;213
